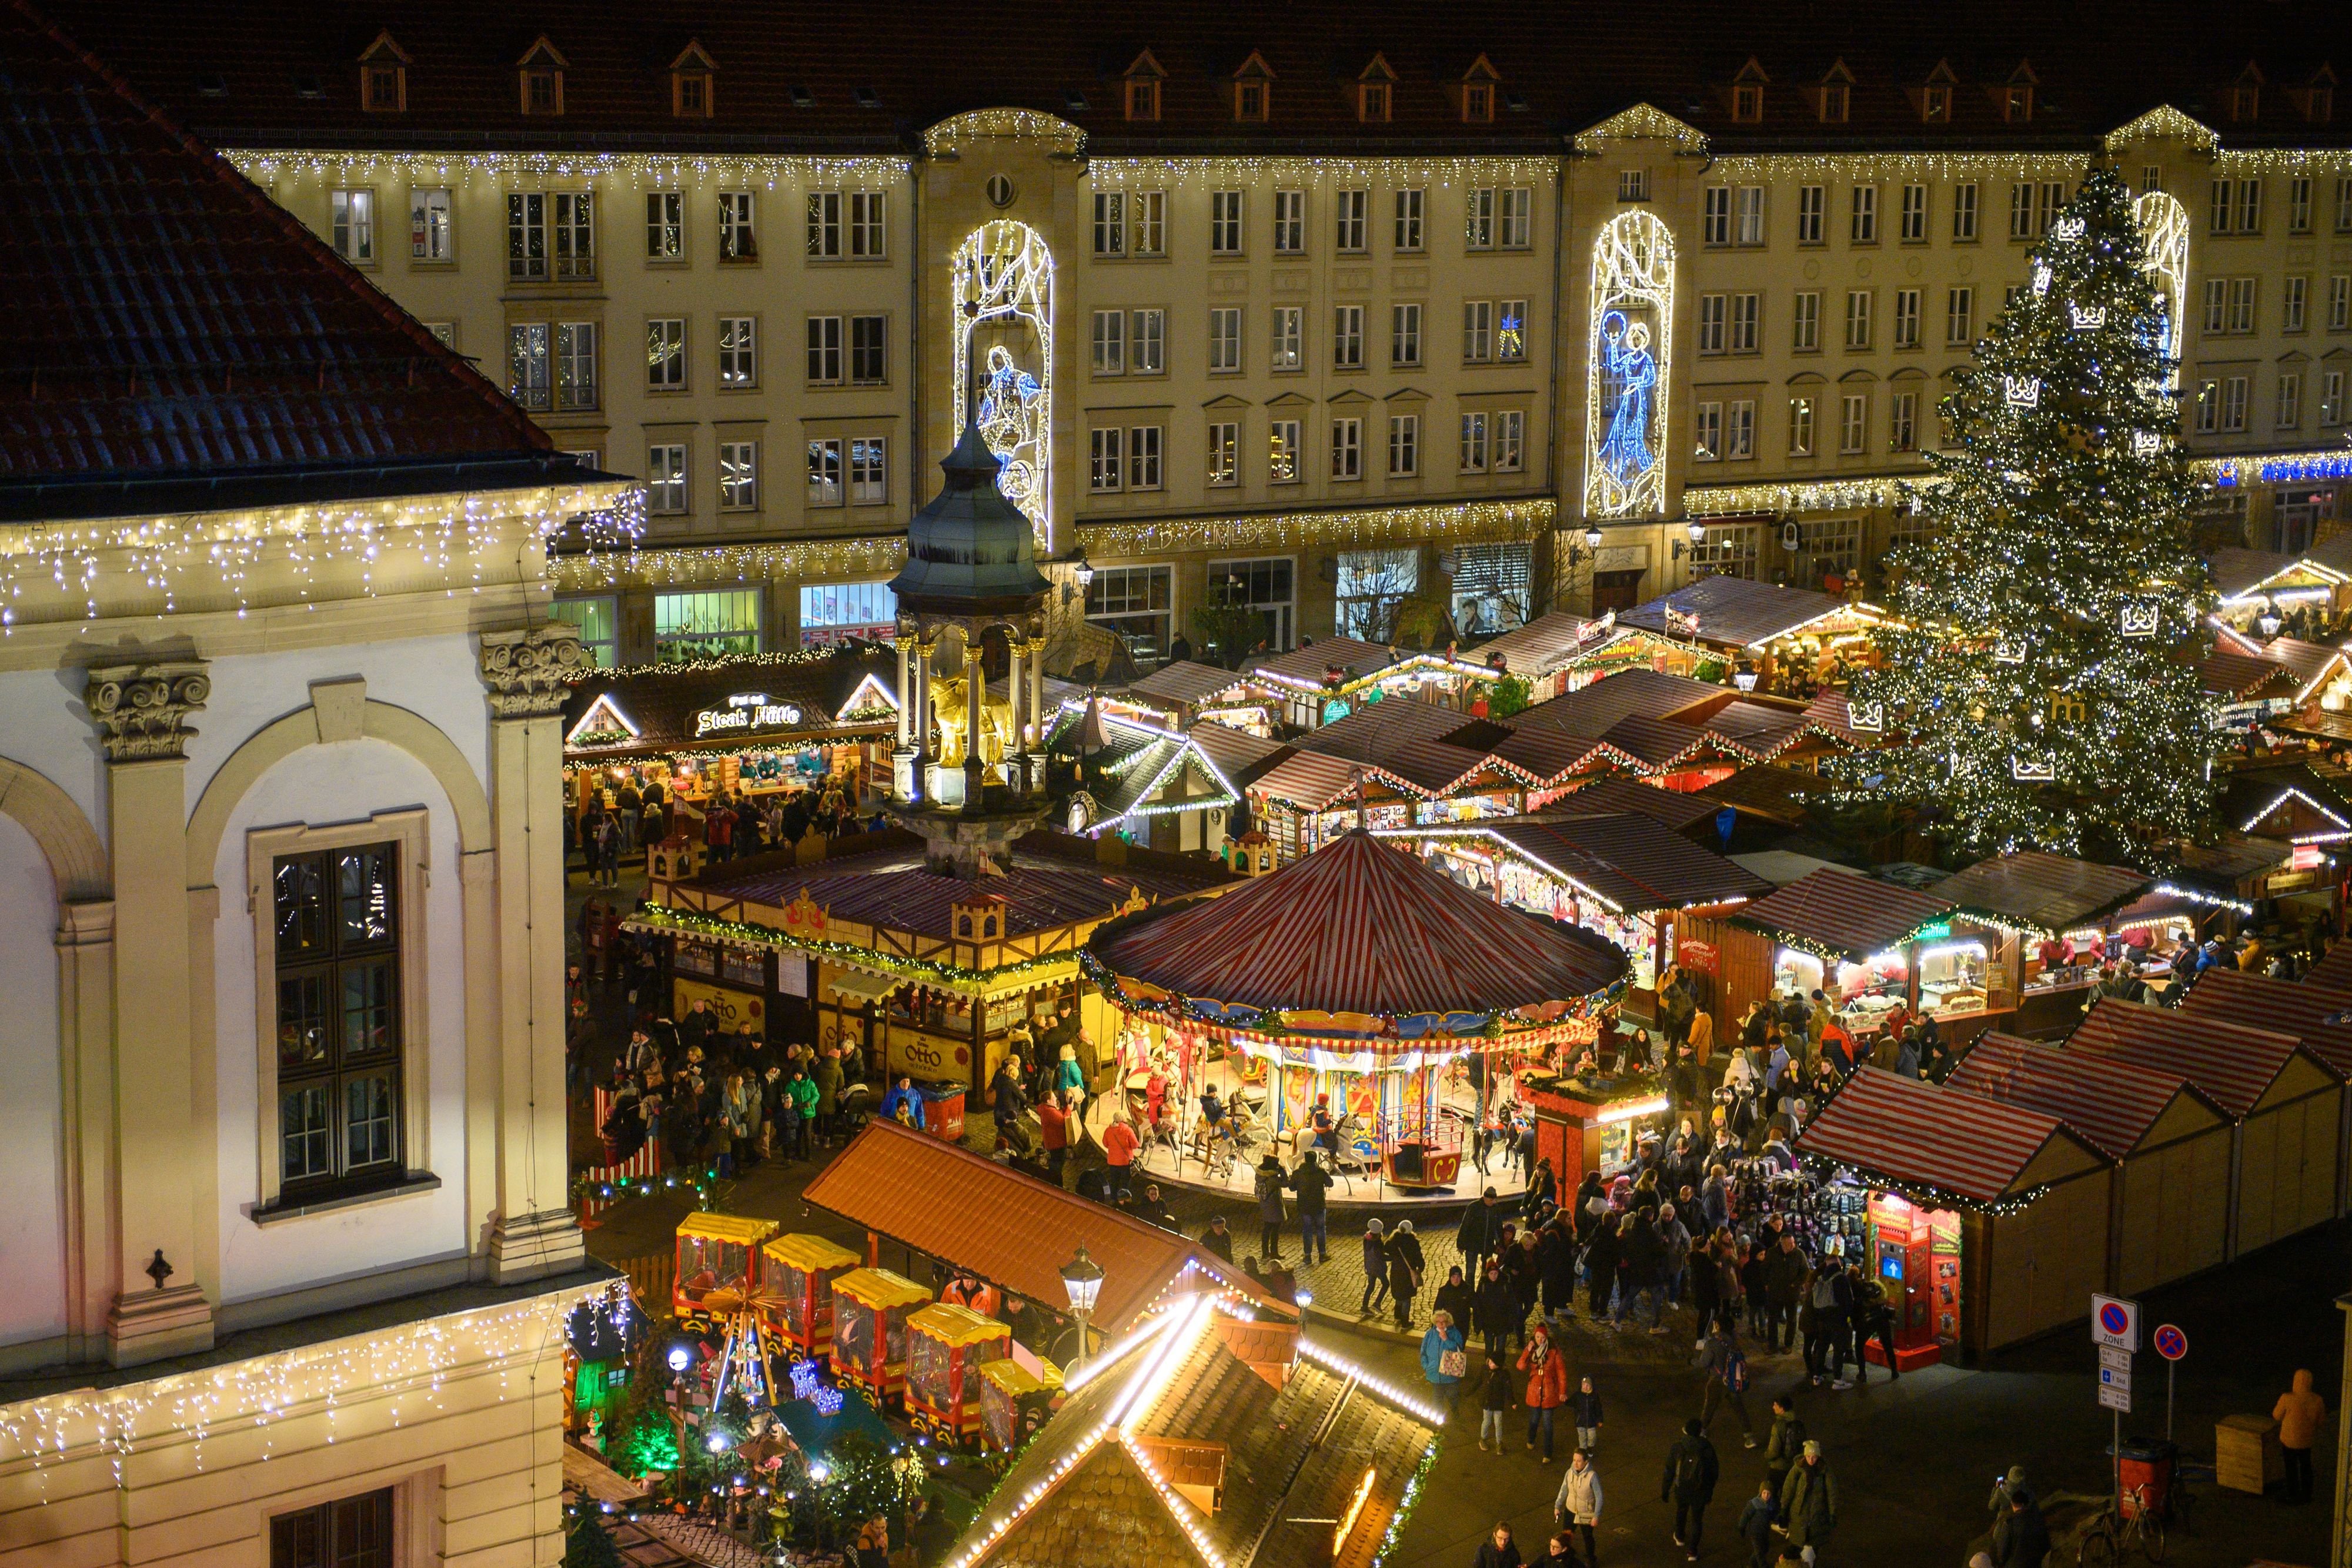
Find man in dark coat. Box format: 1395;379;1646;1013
1659;1416;1720;1562
1457;1187;1509;1277
1472;1260;1521;1359
1989;1490;2052;1568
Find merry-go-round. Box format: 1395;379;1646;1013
1079;828;1628;1206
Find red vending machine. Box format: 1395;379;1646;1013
1865;1192;1956;1370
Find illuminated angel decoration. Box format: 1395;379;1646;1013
952;220;1055;528
1584;209;1674;518
976;345;1044;504
1596;312;1658;485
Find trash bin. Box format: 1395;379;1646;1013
917;1082;967;1142
2119;1437;2177;1519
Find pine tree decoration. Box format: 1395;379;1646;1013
1843;164;2217;859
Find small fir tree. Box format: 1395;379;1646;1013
1843;165;2218;858
563;1510;627;1568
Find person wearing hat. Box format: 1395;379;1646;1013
1774;1442;1837;1559
1388;1220;1426;1328
1254;1153;1288;1259
1990;1483;2051;1568
1361;1220;1394;1316
1458;1186;1509;1279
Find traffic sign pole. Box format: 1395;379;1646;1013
2167;1360;2174;1441
2151;1324;2189;1443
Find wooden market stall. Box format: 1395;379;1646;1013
2176;968;2352;1218
903;1303;1013;1445
1617;576;1883;693
2067;997;2343;1258
1929;852;2161;1036
1950;1034;2232;1297
1048;706;1242;855
1085;830;1626;1204
1793;1067;2112;1356
2207;544;2352;631
1468;610;1603;700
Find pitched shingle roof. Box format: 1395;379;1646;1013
1949;1032;2219;1160
1473;812;1772;912
1735;867;1955;959
1930;852;2156;935
2066;996;2314;1120
1511;667;1726;737
0;0;575;517
2177;968;2352;1078
1794;1066;2100;1205
1619;576;1865;651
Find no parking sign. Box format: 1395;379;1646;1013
2092;1293;2140;1351
2153;1323;2188;1361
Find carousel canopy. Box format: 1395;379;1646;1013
1090;828;1625;1023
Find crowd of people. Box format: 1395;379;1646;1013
568;773;877;887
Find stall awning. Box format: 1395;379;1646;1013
1949;1033;2223;1161
1794;1066;2106;1206
2069;995;2333;1119
1931;852;2157;937
828;967;904;1003
1733;867;1957;961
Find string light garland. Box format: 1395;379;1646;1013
1077;498;1553;559
228;149;908;192
2102;108;2218;155
928;111;1085;159
1707;151;2089;183
1085;155;1558;190
1682;474;1927;517
624;903;1087;997
552;535;906;593
1572;105;1708;156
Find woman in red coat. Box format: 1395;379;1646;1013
1517;1320;1568;1460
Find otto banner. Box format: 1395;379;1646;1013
673;977;764;1034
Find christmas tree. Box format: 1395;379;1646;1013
1843;164;2218;860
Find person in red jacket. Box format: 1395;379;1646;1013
1101;1109;1140;1201
1518;1320;1569;1461
1038;1092;1071;1186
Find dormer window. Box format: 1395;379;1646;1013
2002;63;2036;123
1121;49;1164;122
1730;59;1768;123
2230;64;2264;123
1232;52;1274;122
359;35;409;113
1357;55;1395;123
1459;55;1500;123
1920;61;1956;123
2303;68;2337;125
517;38;566;116
1818;63;1852;124
669;42;716;119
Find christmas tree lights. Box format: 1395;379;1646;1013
1839;165;2219;860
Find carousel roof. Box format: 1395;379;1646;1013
1091;828;1625;1018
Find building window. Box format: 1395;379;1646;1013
1726;399;1755;459
2331;275;2350;330
1922;82;1952;123
363;59;406;113
646;192;684;259
270;848;403;1198
1496;410;1524;471
850;315;887;383
2293;177;2314;234
1463;301;1494;362
1358;80;1391;122
1696;295;1726;355
1460;410;1489;471
1394;189;1424;252
1618;169;1649;203
673;65;711;118
1093;192;1126;258
1125;78;1159;121
798;581;897;646
1819;76;1850;123
1694;401;1722;462
1451;542;1533;635
848;192;886;258
1207;421;1239;486
1234;76;1268;122
654;590;761;661
1703;186;1731;247
1500;188;1532;248
1792;292;1820;352
2239;179;2264;234
1334;306;1364;369
1088;427;1123;492
1732;81;1763;122
1788;395;1816;456
2336;179;2352;233
1796;185;1824;245
1330;417;1362;479
1391;303;1422;367
1688;522;1759;579
646;443;687;513
1387;413;1419;476
2010;181;2064;240
519;49;564;116
1273;189;1306;253
2194;379;2219;434
1271;306;1302;370
1946;287;1973;346
507;325;549;410
1211;190;1244;256
805;437;843;506
1890;390;1919;451
1091;310;1125;375
1499;301;1528;362
1845;290;1873;350
2280;372;2303;429
719;441;759;510
1085;565;1174;664
1208;307;1242;373
807;316;844;384
2231;278;2257;334
1892;288;1922;349
850;437;887;504
330;189;375;262
1952;182;1979;242
1205;557;1294;653
2222;375;2249;432
271;1490;395;1568
1463;79;1495;123
408;189;449;260
2286;276;2309;333
1899;183;1927;243
718;316;757;386
506;192;591;280
1735;187;1766;246
1129;426;1164;490
2322;370;2344;426
1336;189;1368;253
550;597;617;666
1730;293;1760;353
1335;547;1419;640
2002;83;2033;123
1839;393;1868;454
1269;419;1301;482
1128;191;1165;256
1466;188;1495;250
1850;185;1877;243
554;323;597;410
1466;188;1531;250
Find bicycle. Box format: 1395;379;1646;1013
2077;1484;2164;1567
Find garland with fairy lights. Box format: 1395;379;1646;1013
1368;1441;1442;1568
626;904;1083;995
1791;1072;2053;1218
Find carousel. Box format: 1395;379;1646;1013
1079;827;1628;1206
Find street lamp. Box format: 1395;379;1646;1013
1583;525;1605;553
1060;1243;1105;1372
1072;550;1095;590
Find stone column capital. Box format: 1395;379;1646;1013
84;661;209;763
477;623;587;719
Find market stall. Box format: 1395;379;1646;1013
1618;576;1883;694
2176;968;2352;1216
758;1233;864;1360
1044;706;1242;854
1793;1066;2110;1357
2207;544;2351;631
1201;637;1509;731
1520;1068;1671;1195
1083;829;1626;1205
1469;610;1602;700
902;1303;1012;1446
1951;1033;2231;1297
1929;852;2160;1037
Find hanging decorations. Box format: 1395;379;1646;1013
2003;376;2042;409
2120;601;2162;638
228;148;909;192
2010;754;2056;782
2133;190;2191;381
553;534;904;593
2070;304;2109;330
1077;496;1553;559
951;221;1055;530
1584;209;1675;520
2031;263;2053;297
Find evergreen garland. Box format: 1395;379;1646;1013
1840;164;2219;860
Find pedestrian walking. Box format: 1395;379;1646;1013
1289;1151;1333;1263
1517;1321;1568;1462
1552;1450;1603;1567
1763;1233;1806;1353
1584;1213;1621;1319
1254;1155;1288;1259
1572;1375;1603;1456
1474;1523;1522;1568
2276;1369;2327;1504
1536;1219;1579;1325
1695;1324;1757;1446
1434;1263;1474;1335
1803;1247;1853;1388
1659;1417;1720;1562
1736;1480;1778;1568
1761;1395;1806;1503
1420;1310;1468;1422
1458;1188;1508;1278
1361;1221;1394;1316
1478;1350;1513;1453
1775;1443;1838;1561
1474;1259;1521;1360
1388;1221;1425;1328
1201;1213;1234;1262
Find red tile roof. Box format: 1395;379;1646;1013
2066;997;2313;1121
0;1;563;511
2177;968;2352;1078
1949;1032;2217;1160
802;1121;1285;1333
1735;867;1955;959
1794;1066;2096;1205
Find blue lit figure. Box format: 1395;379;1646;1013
1498;308;1524;360
1597;311;1656;486
976;344;1041;455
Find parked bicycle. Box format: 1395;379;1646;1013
2077;1484;2164;1566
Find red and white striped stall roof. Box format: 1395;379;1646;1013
1793;1067;2092;1205
1949;1033;2214;1160
1093;829;1625;1017
2177;969;2352;1078
2066;997;2310;1121
2304;942;2352;992
1735;868;1957;960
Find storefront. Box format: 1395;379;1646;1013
1521;1069;1673;1197
563;646;901;829
1047;707;1242;855
1930;851;2160;1038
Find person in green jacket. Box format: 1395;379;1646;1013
781;1068;816;1160
1775;1443;1836;1556
813;1049;844;1148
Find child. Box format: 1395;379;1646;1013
1736;1480;1777;1568
1479;1350;1512;1453
1572;1373;1603;1455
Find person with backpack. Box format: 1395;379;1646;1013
1762;1395;1806;1505
1848;1259;1901;1382
1474;1259;1521;1360
1803;1245;1853;1389
1775;1442;1838;1560
1659;1417;1721;1562
1695;1324;1756;1446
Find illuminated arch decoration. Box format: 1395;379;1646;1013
951;220;1054;530
2134;190;2190;388
1585;210;1675;520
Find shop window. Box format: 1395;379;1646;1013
1689;523;1761;580
720;948;767;988
799;580;898;647
1084;564;1174;665
1204;557;1295;655
654;589;762;662
1335;546;1420;641
674;941;719;977
550;596;617;666
272;1489;395;1568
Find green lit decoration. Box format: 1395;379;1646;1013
1837;165;2220;861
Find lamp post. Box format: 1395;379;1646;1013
1060;1243;1105;1373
